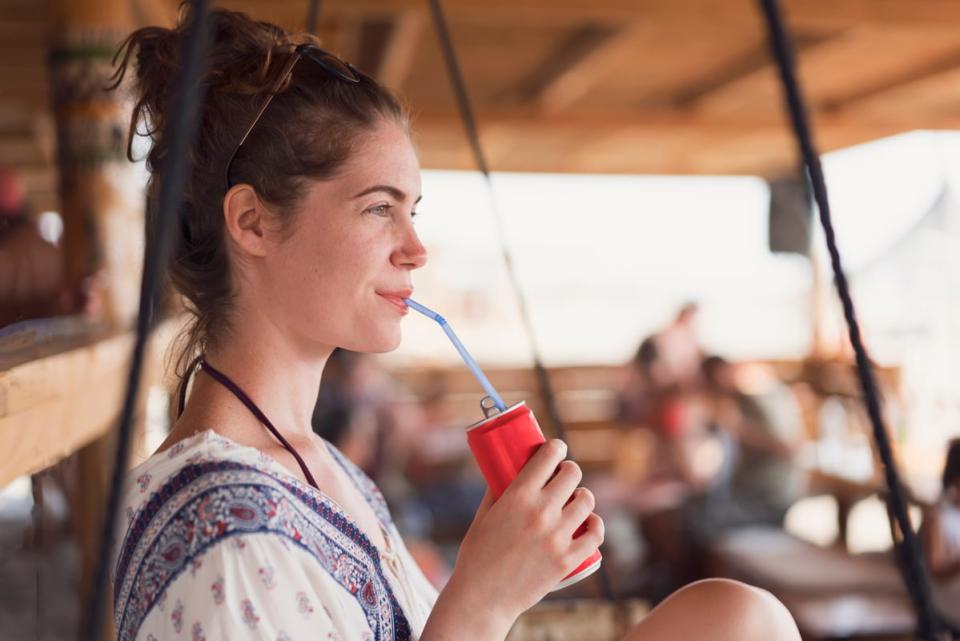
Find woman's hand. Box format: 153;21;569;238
423;439;604;640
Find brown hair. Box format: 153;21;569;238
111;7;408;375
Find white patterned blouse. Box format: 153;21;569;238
112;430;438;641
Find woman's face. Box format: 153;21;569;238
259;120;426;354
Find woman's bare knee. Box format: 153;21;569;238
624;578;801;641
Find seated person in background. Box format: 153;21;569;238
655;302;703;389
619;303;703;425
617;339;729;596
619;337;726;499
921;438;960;630
619;337;664;425
699;356;806;528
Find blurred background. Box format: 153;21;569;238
1;0;959;639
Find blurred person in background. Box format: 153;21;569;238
921;437;960;631
654;302;703;389
616;331;731;597
0;166;64;327
619;333;724;495
619;302;703;427
619;336;666;425
699;356;806;528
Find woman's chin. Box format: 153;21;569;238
366;339;401;354
341;329;402;354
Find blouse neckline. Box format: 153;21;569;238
136;429;395;560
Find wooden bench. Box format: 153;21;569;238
0;316;175;638
709;526;916;640
507;598;649;641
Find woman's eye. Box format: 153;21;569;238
366;204;391;217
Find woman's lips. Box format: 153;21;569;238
377;293;410;314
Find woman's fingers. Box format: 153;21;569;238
560;487;595;536
543;459;582;505
510;439;567;493
566;512;605;564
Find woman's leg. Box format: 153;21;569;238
623;578;801;641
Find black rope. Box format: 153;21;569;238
306;0;321;35
423;0;565;442
82;2;213;639
31;475;42;641
425;0;617;603
755;1;945;639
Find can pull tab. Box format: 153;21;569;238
480;395;502;419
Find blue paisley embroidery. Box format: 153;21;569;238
113;460;411;641
324;443;394;530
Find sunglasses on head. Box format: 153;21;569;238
223;44;361;192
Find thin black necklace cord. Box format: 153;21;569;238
83;2;213;640
196;359;321;490
424;0;566;446
756;1;944;639
425;0;617;603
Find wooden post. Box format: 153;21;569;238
48;0;141;330
47;2;138;637
66;432;116;636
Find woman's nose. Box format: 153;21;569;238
394;224;427;270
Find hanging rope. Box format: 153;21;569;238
755;1;945;639
425;0;618;602
82;2;213;639
423;0;566;443
31;475;43;641
306;0;321;35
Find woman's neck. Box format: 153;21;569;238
197;313;332;440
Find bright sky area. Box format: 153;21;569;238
390;130;960;371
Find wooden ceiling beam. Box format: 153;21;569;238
355;17;393;75
498;24;620;106
535;23;651;114
131;0;179;28
411;110;957;174
374;11;423;91
354;10;424;92
318;0;960;29
822;48;960;112
669;30;839;108
412;108;960;132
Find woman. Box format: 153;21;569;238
111;9;801;641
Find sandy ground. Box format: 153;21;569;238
0;486;80;640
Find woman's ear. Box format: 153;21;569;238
223;184;270;258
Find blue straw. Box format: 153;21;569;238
405;298;507;411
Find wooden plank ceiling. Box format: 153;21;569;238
4;0;960;211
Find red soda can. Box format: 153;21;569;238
466;400;602;590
